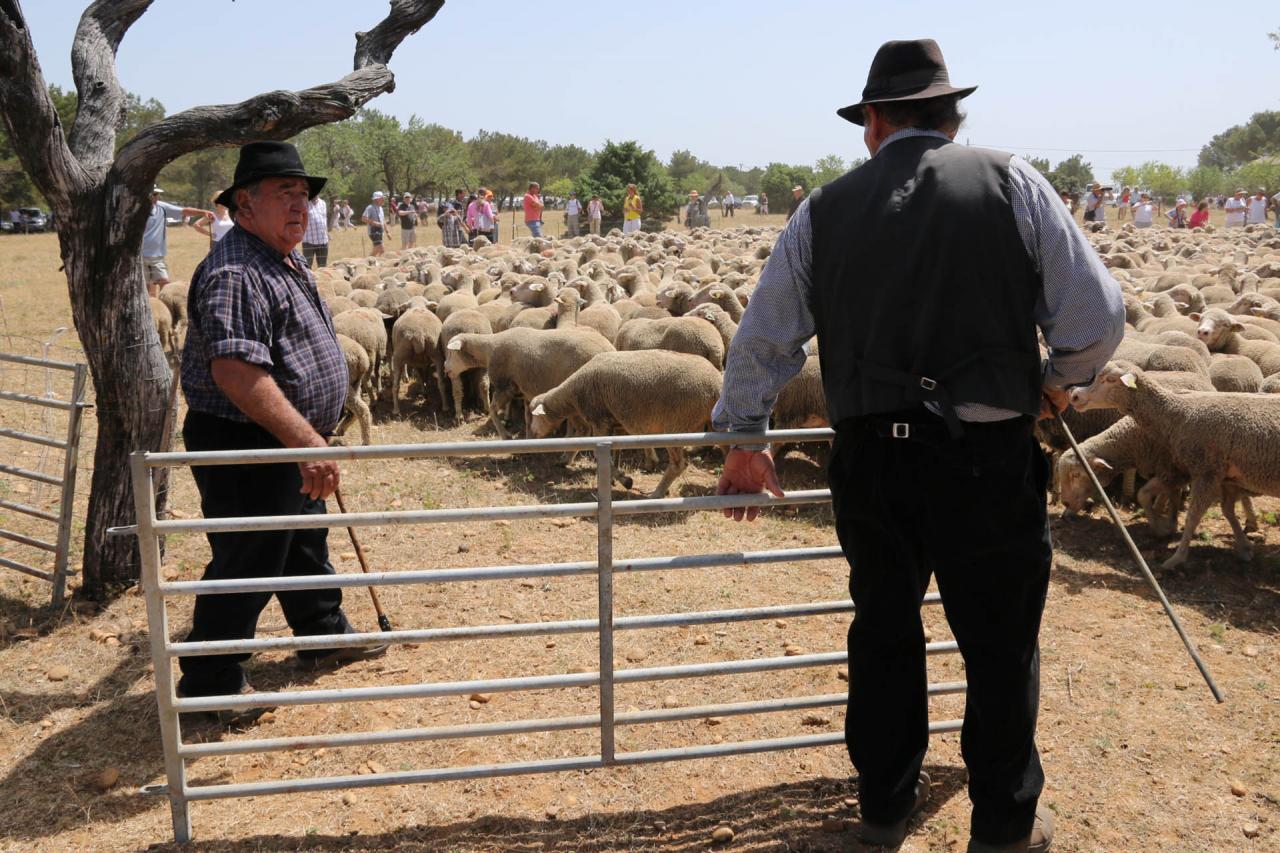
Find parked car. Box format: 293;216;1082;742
17;207;48;233
741;194;760;209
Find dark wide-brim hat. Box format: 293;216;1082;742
215;141;327;210
837;38;976;126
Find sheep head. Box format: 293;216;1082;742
1190;309;1243;350
1069;362;1139;412
1056;450;1115;516
528;396;565;438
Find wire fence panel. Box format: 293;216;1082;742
128;431;967;844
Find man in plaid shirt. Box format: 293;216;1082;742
437;202;469;248
301;194;329;268
179;142;386;723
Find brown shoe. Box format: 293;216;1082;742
855;772;931;848
967;805;1055;853
177;682;277;729
298;640;389;670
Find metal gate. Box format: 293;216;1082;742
125;429;965;843
0;351;90;606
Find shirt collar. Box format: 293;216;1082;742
232;224;310;271
877;128;952;155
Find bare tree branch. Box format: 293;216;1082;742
355;0;444;68
113;0;445;190
68;0;153;171
0;0;88;205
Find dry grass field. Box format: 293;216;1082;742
0;214;1276;853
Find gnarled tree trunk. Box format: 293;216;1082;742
0;0;445;597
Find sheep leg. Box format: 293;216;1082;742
489;386;516;440
1121;468;1137;505
450;373;465;421
1138;479;1177;538
1220;486;1254;562
391;354;404;417
432;360;449;417
1240;494;1259;533
1163;475;1220;570
648;447;688;499
349;391;373;446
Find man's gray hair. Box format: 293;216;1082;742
230;180;265;221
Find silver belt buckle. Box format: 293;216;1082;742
892;423;910;439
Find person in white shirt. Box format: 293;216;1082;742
723;191;736;218
191;194;235;245
1131;192;1154;228
564;191;582;237
1272;191;1280;229
1247;188;1268;225
302;195;330;267
587;194;604;235
1083;183;1107;224
362;191;388;256
142;186;210;297
1224;189;1248;227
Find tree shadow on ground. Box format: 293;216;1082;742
1050;512;1280;634
147;764;968;852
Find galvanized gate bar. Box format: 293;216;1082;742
130;430;966;843
0;554;54;581
0;389;85;411
0;498;60;523
0;462;63;487
50;364;89;605
0;426;69;450
0;351;80;371
0;528;58;553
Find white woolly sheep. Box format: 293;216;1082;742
390;307;447;416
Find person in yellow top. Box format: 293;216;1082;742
622;183;643;233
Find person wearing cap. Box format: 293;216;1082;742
713;39;1124;852
1166;198;1189;228
361;191;389;255
565;191;582;237
1225;188;1248;227
1083;183;1107;224
179;141;387;722
191;194;235;245
587;193;604;235
1131;192;1155;229
301;193;330;267
787;185;805;220
523;182;545;237
1247;188;1269;226
142;186;211;297
465;189;496;244
396;191;419;249
684;190;701;229
622;183;643;233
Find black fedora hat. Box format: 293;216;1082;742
215;141;327;210
837;38;976;126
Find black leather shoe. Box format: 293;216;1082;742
855;771;931;848
967;806;1055;853
298;640;389;670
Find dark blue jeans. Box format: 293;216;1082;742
829;411;1051;845
177;411;348;696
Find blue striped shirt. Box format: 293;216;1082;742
713;129;1125;436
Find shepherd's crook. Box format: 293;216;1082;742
333;488;394;633
1056;414;1225;702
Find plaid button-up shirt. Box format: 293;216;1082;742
303;197;329;245
181;225;347;434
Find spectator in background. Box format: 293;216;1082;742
451;188;467;212
723;190;736;218
685;190;701;229
192;194;235;245
1116;186;1131;220
1247;188;1269;225
565;191;582;237
1224;188;1248;227
438;203;469;248
1083;183;1106;224
622;183;643;233
1131;192;1155;229
759;191;769;214
341;199;354;230
301;194;330;267
361;191;388;256
143;186;210;297
1189;200;1211;229
486;189;500;243
1166;199;1188;229
397;192;419;249
466;188;496;243
523;182;545;237
787;185;805;220
1271;189;1280;228
1059;190;1071;209
588;193;604;235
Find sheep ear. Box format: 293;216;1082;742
426;300;439;310
531;403;546;416
1250;307;1266;316
1120;373;1138;389
531;282;545;292
446;338;463;351
1090;457;1115;472
380;312;394;320
1231;321;1246;332
1188;312;1202;321
710;289;724;298
1173;301;1188;309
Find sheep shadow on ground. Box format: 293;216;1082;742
1050;512;1280;633
144;764;968;852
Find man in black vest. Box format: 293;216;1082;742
712;40;1123;852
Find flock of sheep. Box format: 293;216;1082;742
147;218;1280;569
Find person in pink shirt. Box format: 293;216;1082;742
523;182;544;237
465;188;495;243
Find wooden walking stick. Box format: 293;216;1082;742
1057;414;1224;702
333;488;393;632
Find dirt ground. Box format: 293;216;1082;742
0;222;1276;853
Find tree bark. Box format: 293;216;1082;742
0;0;446;597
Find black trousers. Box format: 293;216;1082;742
828;411;1051;846
302;242;329;268
177;411;348;696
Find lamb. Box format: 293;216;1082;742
149;296;178;355
326;295;359;316
509;288;583;331
615;315;725;369
435;289;479;322
683;303;737;354
1112;337;1208;375
1192;308;1280;376
157;281;189;342
1069;363;1276;568
439;309;492;418
333;307;388;399
333;333;373;446
688;285;745;322
444;327;615;439
528;350;723;497
389;307;447;416
1208;354;1264;393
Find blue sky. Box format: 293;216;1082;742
20;1;1280;182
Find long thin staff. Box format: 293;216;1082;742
333;488;393;632
1057;414;1224;702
